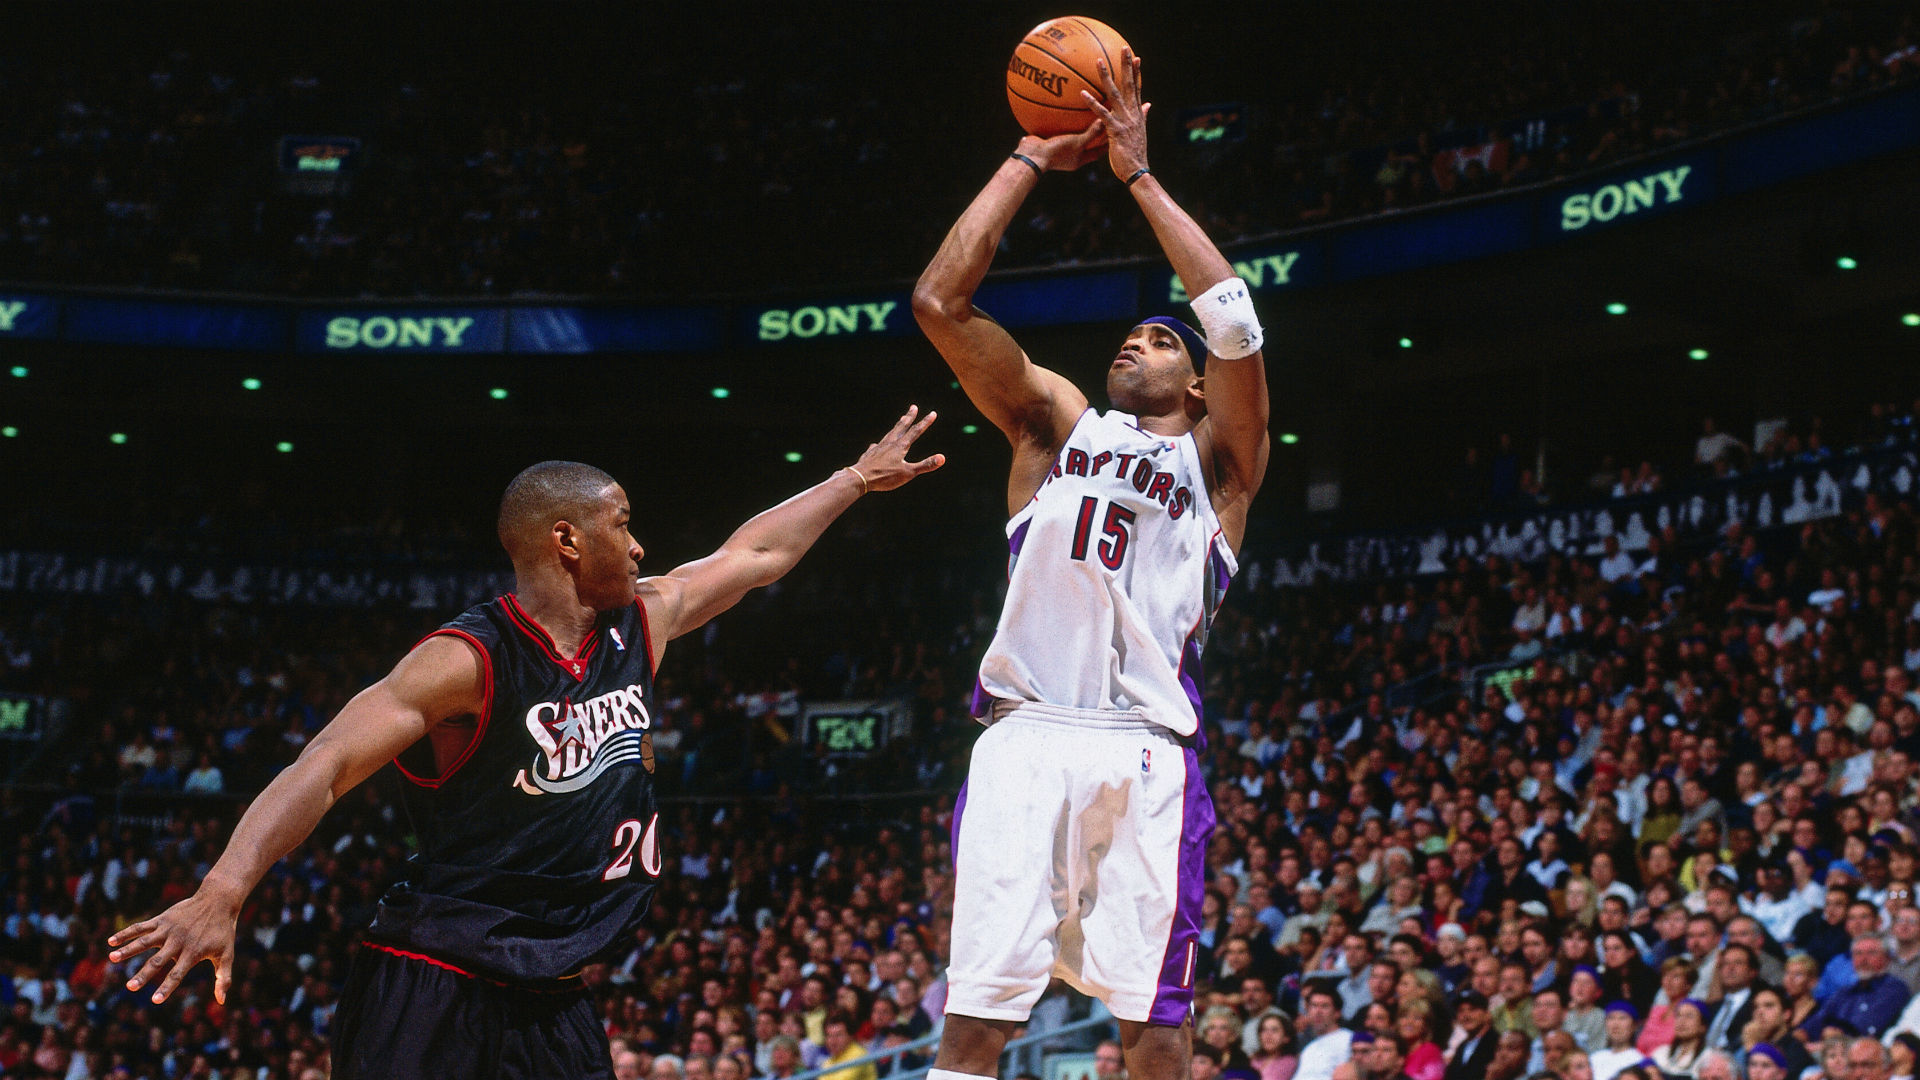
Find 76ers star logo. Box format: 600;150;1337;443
512;682;654;795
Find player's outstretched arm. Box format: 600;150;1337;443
106;634;485;1005
637;406;944;668
911;129;1102;496
1085;50;1270;548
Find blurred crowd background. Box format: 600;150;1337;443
0;5;1911;295
5;3;1920;1080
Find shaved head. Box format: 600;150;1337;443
498;461;617;563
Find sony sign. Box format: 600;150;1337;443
1167;253;1301;303
324;315;476;350
757;301;897;342
1559;165;1692;231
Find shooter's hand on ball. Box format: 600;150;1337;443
108;883;241;1005
1084;48;1151;183
1015;119;1107;174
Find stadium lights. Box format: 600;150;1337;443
784;451;803;463
1836;256;1858;270
1903;313;1920;327
1689;348;1710;361
276;441;294;453
962;424;979;434
1;426;16;438
1606;303;1629;316
949;381;961;390
489;387;509;400
242;378;262;391
1280;433;1300;445
8;366;25;378
1398;337;1414;349
109;432;128;445
711;387;730;399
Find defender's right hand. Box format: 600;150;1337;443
1017;119;1107;173
108;889;241;1005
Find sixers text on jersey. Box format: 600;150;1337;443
515;681;653;795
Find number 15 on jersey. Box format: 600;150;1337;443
1069;497;1135;570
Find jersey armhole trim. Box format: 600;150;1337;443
393;628;494;790
634;595;658;679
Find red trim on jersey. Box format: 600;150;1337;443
393;628;494;789
500;594;599;680
361;941;478;978
358;941;584;991
633;595;657;679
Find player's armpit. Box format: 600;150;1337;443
1199;351;1270;492
1194;351;1271;552
634;578;683;673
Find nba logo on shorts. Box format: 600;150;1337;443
1141;748;1151;773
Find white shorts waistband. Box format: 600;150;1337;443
988;698;1169;733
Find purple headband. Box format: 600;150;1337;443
1139;316;1208;374
1605;1001;1639;1020
1750;1044;1788;1071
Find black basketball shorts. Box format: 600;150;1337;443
331;942;611;1080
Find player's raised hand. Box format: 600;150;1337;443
107;888;240;1005
1084;48;1151;182
849;405;946;492
1015;118;1108;173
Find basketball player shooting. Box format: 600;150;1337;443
105;407;943;1080
911;50;1269;1080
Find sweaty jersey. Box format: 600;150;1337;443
365;593;661;984
974;409;1237;736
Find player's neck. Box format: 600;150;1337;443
1132;410;1195;437
511;575;601;657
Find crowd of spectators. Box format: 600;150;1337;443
9;390;1920;1080
0;6;1913;298
1437;401;1920;521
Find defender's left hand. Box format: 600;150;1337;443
1083;48;1151;182
849;406;945;492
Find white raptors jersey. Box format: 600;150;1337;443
973;409;1237;737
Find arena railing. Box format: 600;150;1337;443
781;1012;1117;1080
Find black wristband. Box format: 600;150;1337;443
1124;167;1151;187
1010;152;1043;178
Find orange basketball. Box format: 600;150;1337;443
1006;16;1131;138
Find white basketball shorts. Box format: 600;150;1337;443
945;700;1215;1025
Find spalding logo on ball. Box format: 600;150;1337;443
1006;16;1131;137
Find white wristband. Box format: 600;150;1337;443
1192;276;1264;360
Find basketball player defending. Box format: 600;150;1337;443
912;51;1269;1080
106;408;944;1079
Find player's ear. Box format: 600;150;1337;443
552;519;583;562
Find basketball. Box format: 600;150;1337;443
1006;16;1131;138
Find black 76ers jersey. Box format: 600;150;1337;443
364;593;660;984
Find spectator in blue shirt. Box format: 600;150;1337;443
1800;938;1913;1042
1815;902;1888;1001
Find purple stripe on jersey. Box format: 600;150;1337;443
969;677;993;719
1148;745;1215;1026
949;779;970;871
1008;518;1031;556
1177;634;1206;752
